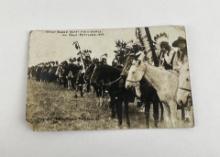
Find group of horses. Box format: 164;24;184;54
89;63;163;127
89;52;192;128
28;60;90;97
28;52;192;128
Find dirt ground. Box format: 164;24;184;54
26;80;194;131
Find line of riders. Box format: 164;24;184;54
28;34;192;128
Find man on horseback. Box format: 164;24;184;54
172;36;188;73
100;53;108;65
158;41;176;70
66;58;74;90
154;33;176;70
83;49;92;69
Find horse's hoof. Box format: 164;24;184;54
118;122;122;128
154;122;158;128
146;123;150;128
184;117;190;123
127;123;131;128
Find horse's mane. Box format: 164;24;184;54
140;62;179;92
100;64;122;74
144;62;178;77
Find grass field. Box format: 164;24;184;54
26;80;194;131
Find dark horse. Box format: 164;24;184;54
91;63;134;127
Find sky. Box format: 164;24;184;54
28;25;186;66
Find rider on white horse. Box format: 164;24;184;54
172;36;188;73
158;41;176;70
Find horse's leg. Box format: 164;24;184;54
110;99;116;118
68;79;71;90
155;94;164;122
62;78;65;88
181;106;185;121
178;100;186;121
116;99;123;126
124;100;130;128
152;100;159;128
95;86;101;97
87;83;90;92
64;78;67;88
74;83;78;98
144;102;150;128
163;101;171;118
184;105;191;122
169;100;178;128
80;85;83;97
94;86;98;96
70;79;75;90
72;78;76;90
65;78;68;88
185;95;193;122
160;101;164;121
58;78;61;85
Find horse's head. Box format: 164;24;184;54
125;60;145;89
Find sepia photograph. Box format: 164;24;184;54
27;26;194;131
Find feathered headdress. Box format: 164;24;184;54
154;32;169;44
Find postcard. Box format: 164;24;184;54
27;26;194;131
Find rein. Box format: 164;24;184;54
179;87;191;92
103;76;121;86
126;79;140;83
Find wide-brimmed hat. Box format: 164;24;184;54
172;37;186;47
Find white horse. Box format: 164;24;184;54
126;60;179;127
